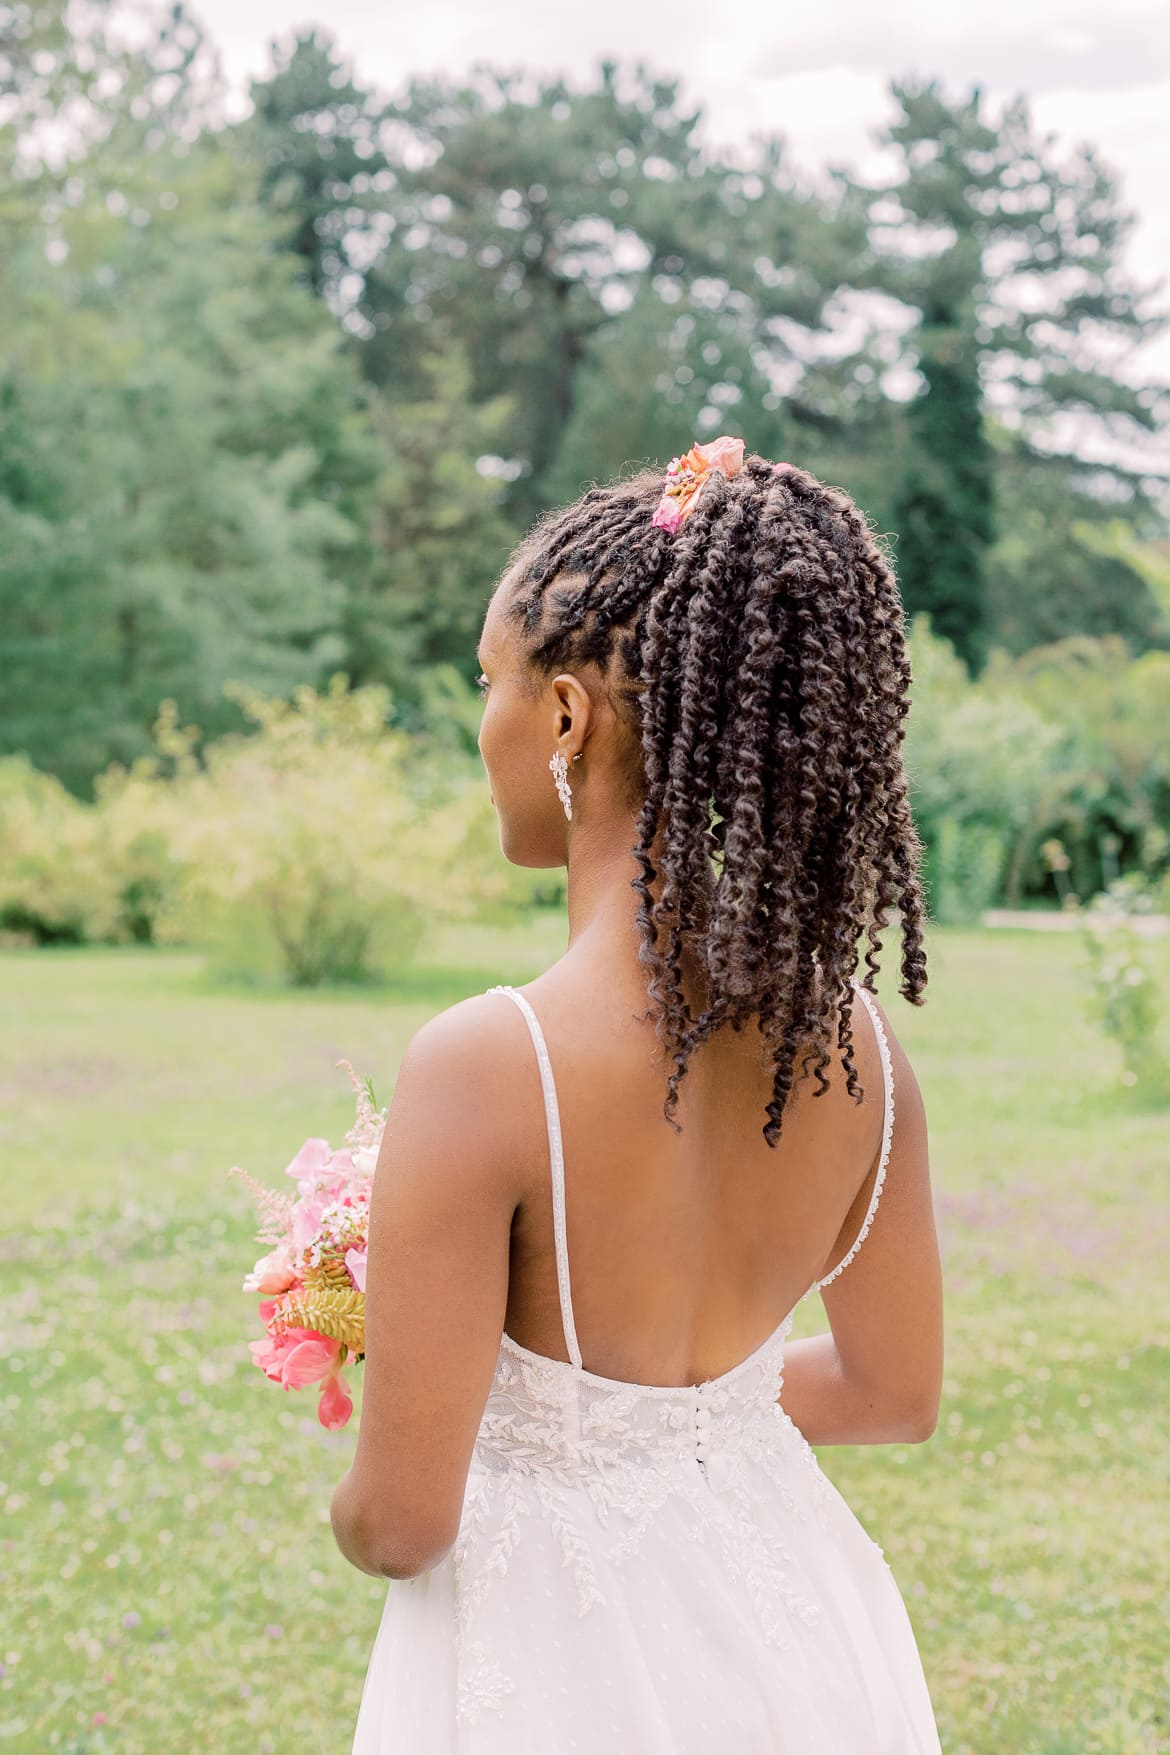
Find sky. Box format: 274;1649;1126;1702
188;0;1170;385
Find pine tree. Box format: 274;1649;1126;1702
245;29;393;307
856;80;1166;673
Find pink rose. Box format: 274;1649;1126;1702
242;1242;298;1295
694;435;745;477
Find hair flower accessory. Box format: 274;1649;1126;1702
651;435;746;533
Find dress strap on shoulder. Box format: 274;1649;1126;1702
814;976;896;1292
486;986;583;1370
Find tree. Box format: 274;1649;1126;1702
853;80;1168;672
987;440;1169;656
0;9;379;790
353;62;861;517
342;347;519;718
245;29;394;306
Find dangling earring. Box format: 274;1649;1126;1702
549;750;579;821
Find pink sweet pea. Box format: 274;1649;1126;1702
344;1246;367;1292
317;1366;353;1430
651;498;685;533
284;1138;332;1183
291;1188;331;1255
249;1324;340;1390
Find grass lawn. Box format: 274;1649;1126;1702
2;918;1168;1753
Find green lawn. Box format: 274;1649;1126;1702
2;922;1168;1753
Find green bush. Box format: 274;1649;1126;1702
0;755;112;943
905;620;1062;923
995;636;1170;903
155;674;529;985
905;621;1170;921
1078;875;1170;1102
90;708;198;945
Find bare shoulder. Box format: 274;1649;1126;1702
380;990;536;1208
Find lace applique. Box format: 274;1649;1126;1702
449;1325;835;1719
454;1640;516;1724
532;1471;607;1615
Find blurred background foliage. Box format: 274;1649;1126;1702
4;18;1168;1752
1;0;1168;981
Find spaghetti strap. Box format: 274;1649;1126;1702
486;985;583;1370
815;976;896;1292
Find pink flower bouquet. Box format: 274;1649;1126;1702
229;1059;385;1430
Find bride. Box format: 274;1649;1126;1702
332;439;944;1752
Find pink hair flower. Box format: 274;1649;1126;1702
651;435;746;532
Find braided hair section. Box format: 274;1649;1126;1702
500;452;928;1147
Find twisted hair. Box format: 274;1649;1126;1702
501;451;928;1147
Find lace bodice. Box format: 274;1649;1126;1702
480;1315;799;1485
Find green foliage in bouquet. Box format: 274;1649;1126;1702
277;1279;366;1360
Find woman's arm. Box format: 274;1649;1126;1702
331;1465;421;1580
779;1332;938;1446
329;996;525;1581
779;998;944;1447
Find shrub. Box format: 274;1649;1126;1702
90;704;199;945
905;620;1061;924
0;756;112;943
156;674;527;985
1078;875;1170;1102
998;637;1170;903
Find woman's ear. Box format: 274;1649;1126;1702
550;672;591;754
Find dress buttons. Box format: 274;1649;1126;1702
694;1398;711;1465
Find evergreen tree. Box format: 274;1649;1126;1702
246;29;393;306
855;80;1167;672
0;10;378;791
895;329;995;670
343;347;519;720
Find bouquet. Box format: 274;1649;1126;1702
229;1059;386;1430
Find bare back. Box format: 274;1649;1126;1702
495;965;902;1390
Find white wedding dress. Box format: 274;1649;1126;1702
350;977;942;1753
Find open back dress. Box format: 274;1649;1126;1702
350;976;942;1753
